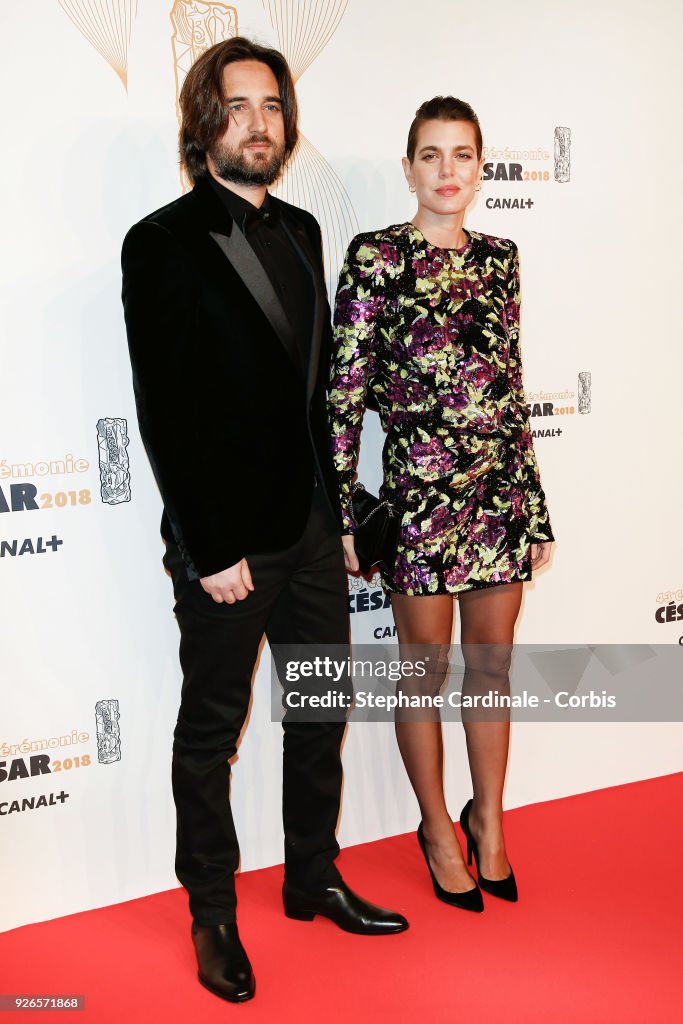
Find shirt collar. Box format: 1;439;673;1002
206;175;278;233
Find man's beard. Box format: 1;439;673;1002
211;133;286;186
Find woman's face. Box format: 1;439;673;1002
403;119;483;217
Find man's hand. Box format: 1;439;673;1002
200;559;254;604
530;541;553;571
342;535;359;573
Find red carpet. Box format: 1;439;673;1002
1;774;681;1023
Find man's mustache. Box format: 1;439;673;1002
242;133;273;148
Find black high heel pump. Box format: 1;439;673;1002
416;822;484;912
459;799;518;902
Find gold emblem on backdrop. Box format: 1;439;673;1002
262;0;358;299
58;0;138;91
170;1;239;123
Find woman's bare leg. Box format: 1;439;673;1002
458;582;523;880
390;592;476;892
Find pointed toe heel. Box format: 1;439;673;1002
416;822;484;912
460;799;518;903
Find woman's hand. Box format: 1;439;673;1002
530;541;552;571
341;534;360;573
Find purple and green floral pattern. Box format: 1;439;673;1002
328;223;554;596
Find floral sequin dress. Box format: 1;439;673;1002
328;222;554;596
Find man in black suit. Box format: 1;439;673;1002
121;37;407;1004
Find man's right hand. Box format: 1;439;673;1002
200;559;254;604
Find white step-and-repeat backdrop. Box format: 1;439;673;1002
1;0;682;932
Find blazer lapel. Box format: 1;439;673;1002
279;212;327;402
208;227;304;376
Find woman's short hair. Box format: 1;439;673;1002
406;96;482;162
179;36;298;183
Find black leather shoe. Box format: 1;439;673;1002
283;878;409;935
191;921;255;1002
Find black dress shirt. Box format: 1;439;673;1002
207;176;314;371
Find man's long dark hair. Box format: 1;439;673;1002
179;37;298;183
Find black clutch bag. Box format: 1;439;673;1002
350;483;400;575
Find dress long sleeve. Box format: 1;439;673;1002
504;245;554;542
328;236;387;532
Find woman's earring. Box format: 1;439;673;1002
475;180;482;192
408;184;416;193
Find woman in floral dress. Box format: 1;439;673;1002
328;97;554;909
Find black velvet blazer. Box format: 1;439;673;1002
121;176;342;578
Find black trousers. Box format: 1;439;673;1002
163;485;349;925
